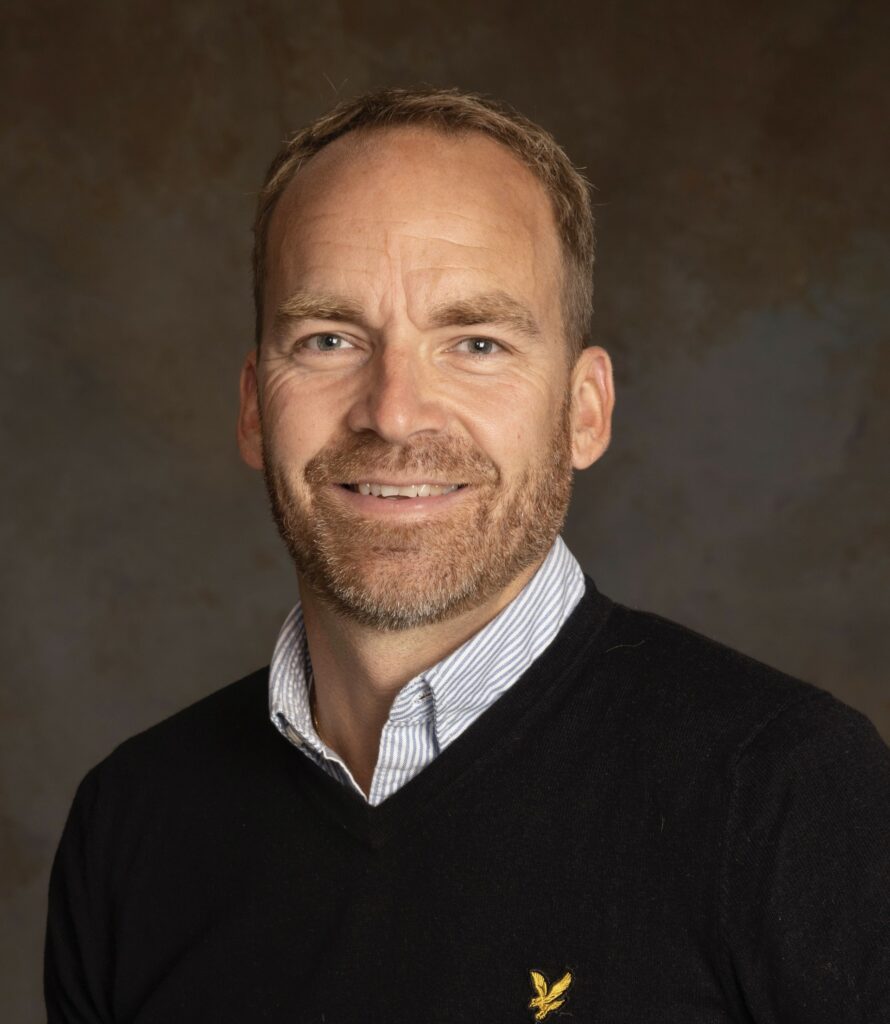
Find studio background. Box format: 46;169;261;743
2;1;888;1019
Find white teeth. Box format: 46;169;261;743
353;482;461;498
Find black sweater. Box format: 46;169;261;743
45;581;890;1023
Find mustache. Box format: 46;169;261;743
304;434;500;486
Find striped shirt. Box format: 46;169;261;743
269;535;585;806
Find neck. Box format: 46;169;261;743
298;560;543;796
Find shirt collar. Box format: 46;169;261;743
269;535;584;754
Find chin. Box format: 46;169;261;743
305;550;489;632
264;395;575;631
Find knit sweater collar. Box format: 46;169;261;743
268;536;584;801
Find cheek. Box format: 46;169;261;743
261;377;342;467
460;390;554;472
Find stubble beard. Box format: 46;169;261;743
261;394;574;631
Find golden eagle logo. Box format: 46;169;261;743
528;969;573;1020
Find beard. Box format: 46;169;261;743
260;393;574;631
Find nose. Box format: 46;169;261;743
345;343;448;443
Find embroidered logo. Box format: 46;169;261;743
528;969;573;1020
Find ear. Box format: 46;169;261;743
569;345;614;470
237;348;264;470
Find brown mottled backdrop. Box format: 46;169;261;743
2;0;888;1018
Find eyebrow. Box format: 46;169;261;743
273;288;542;339
274;290;369;332
428;291;542;339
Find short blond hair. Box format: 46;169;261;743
253;86;595;355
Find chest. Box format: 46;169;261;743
109;766;742;1024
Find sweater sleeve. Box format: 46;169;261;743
44;766;115;1024
719;693;890;1022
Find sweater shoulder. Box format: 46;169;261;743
92;666;272;786
573;599;890;841
590;599;864;752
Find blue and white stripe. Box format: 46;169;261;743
269;535;585;806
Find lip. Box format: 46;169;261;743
339;480;463;488
330;483;472;518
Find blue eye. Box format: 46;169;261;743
459;337;501;356
304;333;354;352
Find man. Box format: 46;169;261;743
46;87;889;1023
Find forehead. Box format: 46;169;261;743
264;127;563;309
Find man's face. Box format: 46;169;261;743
242;127;592;630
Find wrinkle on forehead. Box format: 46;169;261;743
264;127;563;330
275;209;537;254
392;236;506;255
271;129;554;249
273;224;541;279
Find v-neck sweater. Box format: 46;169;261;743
45;580;890;1023
269;535;585;804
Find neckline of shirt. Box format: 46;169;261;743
269;535;585;799
278;576;615;844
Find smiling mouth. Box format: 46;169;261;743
339;482;467;499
